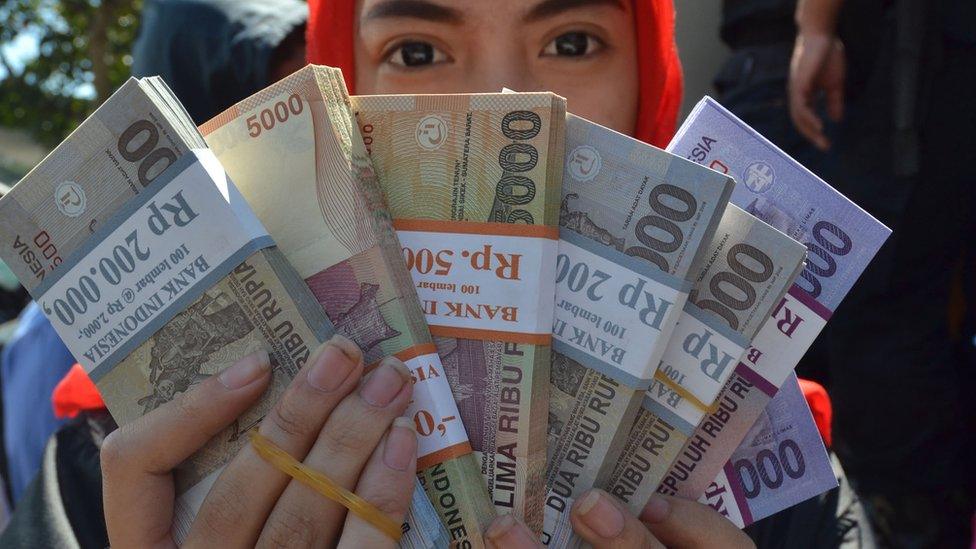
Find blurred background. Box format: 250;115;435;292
0;1;728;182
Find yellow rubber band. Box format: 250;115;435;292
248;430;402;541
653;370;721;414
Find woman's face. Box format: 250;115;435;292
354;0;640;136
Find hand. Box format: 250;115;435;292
788;32;846;151
101;335;417;548
484;489;755;549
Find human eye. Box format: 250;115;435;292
384;40;450;68
541;31;605;58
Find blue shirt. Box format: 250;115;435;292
1;303;75;503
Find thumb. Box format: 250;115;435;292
639;494;755;549
102;350;272;547
570;489;664;549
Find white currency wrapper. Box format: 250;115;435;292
35;150;270;379
396;226;557;340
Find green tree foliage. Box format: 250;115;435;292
0;0;141;148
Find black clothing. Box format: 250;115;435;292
131;0;307;125
0;413;115;548
719;0;976;546
746;453;876;549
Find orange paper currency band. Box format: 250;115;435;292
652;370;719;414
249;430;402;541
393;343;440;362
394;218;559;240
429;325;551;345
416;441;475;471
364;343;441;371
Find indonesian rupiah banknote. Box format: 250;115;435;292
349;92;565;534
699;373;835;527
660;96;890;511
606;204;806;521
202;66;494;547
542;114;735;548
0;78;336;541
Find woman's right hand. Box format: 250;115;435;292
484;489;755;549
101;334;417;548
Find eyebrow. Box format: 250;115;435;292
523;0;626;23
363;0;464;24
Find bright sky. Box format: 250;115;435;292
0;26;95;99
0;32;39;76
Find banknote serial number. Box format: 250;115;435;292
11;231;63;282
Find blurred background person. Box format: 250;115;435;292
708;0;975;545
132;0;308;125
0;303;75;505
789;0;975;545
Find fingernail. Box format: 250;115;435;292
484;514;538;547
327;333;362;363
306;337;360;392
218;350;270;389
640;495;670;524
361;357;410;407
383;417;417;472
576;490;624;538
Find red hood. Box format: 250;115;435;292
306;0;683;148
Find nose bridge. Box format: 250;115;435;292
465;29;536;93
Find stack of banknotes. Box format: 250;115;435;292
0;66;890;548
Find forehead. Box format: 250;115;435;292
358;0;630;25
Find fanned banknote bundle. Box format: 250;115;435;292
662;96;891;525
349;92;566;534
0;78;336;541
605;204;807;521
1;64;895;547
542;114;735;548
200;66;492;547
705;372;835;527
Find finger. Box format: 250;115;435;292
788;79;829;151
186;335;363;547
337;417;417;548
485;514;544;549
258;356;414;546
569;489;665;549
791;101;830;151
825;43;846;122
102;350;271;548
826;85;844;123
789;45;831;151
640;494;755;549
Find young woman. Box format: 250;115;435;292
102;1;755;547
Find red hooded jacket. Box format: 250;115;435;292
306;0;684;148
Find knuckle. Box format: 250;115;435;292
268;397;314;439
361;486;407;516
318;412;378;457
195;477;252;539
99;431;126;476
261;507;318;549
173;391;203;422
